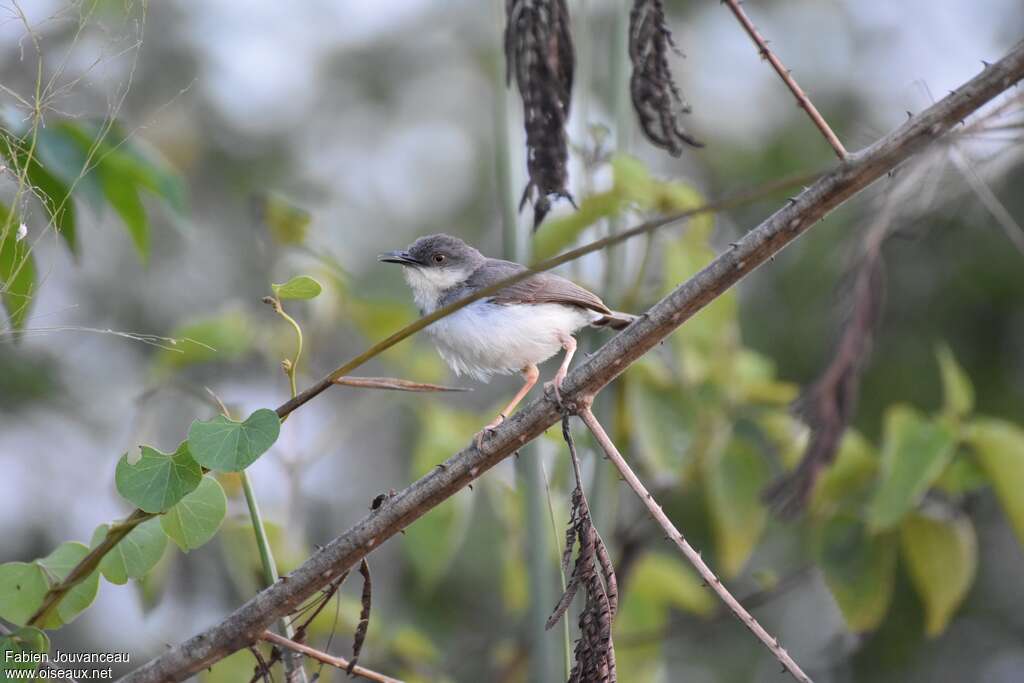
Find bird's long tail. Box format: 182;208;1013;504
591;311;636;331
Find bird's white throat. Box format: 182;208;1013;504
401;265;472;314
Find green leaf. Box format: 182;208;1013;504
255;191;312;245
100;168;148;262
161;475;227;551
155;311;251;371
705;438;769;577
0;203;37;331
0;563;49;626
936;344;974;418
532;190;622;259
187;408;280;472
817;516;897;632
935;454;989;495
624;552;716;617
810;430;879;515
22;153;77;255
964;418;1024;546
36;542;101;628
91;518;167;585
115;442;203;513
900;508;977;637
272;275;322;300
0;626;49;676
866;406;957;531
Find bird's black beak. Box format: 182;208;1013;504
378;250;421;266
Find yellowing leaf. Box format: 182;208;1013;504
964;418;1024;547
900;508;977;637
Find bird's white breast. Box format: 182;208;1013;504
425;300;599;381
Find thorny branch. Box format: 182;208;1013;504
721;0;848;160
577;407;812;683
259;631;401;683
118;42;1024;683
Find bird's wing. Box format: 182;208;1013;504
477;259;612;315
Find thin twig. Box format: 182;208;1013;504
577;407;812;683
332;377;471;392
259;631;401;683
721;0;847;160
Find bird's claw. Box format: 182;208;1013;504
475;414;505;449
544;376;567;412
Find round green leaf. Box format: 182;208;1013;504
1;626;50;676
187;408;280;472
36;542;101;628
900;509;977;637
866;406;957;531
91;518;167;585
115;442;203;513
161;476;227;552
271;275;322;300
0;563;49;626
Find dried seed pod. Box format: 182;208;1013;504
629;0;703;155
506;0;576;229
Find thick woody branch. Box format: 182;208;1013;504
722;0;848;160
120;41;1024;683
576;407;810;682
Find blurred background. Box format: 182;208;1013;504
1;0;1023;681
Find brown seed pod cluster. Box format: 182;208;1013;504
548;415;619;682
505;0;577;230
628;0;703;155
762;240;885;517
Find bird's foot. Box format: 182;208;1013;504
474;413;505;449
544;372;567;412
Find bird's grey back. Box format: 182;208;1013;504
439;258;611;314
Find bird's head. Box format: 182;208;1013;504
379;234;485;311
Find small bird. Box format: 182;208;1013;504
380;234;634;440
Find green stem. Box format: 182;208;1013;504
241;470;307;682
274;301;303;401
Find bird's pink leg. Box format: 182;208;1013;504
476;364;540;448
544;333;577;406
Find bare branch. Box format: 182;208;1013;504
721;0;848;160
259;631;401;683
578;407;811;682
119;41;1024;683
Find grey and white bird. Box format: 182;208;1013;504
380;234;634;437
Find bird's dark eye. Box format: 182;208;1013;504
432;253;446;264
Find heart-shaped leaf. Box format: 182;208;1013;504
0;563;49;626
272;275;322;300
0;626;49;676
115;442;203;513
36;542;100;628
91;518;167;585
187;408;280;472
161;476;227;551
